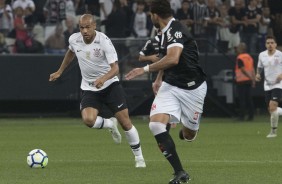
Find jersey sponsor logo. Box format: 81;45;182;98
77;49;82;52
174;31;182;39
93;48;102;57
187;81;195;87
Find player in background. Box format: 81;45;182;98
49;14;146;167
126;0;207;183
256;35;282;138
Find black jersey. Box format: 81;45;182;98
159;19;206;90
140;36;160;56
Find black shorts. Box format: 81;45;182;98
80;82;128;118
265;88;282;105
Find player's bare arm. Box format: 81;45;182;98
255;67;263;82
139;54;160;63
94;62;119;89
125;46;182;80
49;49;76;81
152;70;163;95
276;74;282;83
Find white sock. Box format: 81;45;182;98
270;110;279;133
92;116;113;129
277;107;282;116
124;126;143;158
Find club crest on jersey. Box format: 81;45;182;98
167;28;173;42
93;48;102;57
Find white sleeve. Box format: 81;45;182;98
68;37;74;52
101;36;118;64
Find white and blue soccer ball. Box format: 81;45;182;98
27;149;48;168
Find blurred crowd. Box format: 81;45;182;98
0;0;281;54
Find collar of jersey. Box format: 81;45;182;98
161;18;175;33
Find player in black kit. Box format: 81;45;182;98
126;0;207;183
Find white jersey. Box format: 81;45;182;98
68;31;119;91
257;50;282;91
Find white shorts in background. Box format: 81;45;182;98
150;81;207;131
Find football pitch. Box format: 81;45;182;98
0;116;281;184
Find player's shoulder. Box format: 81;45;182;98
259;50;268;57
69;32;83;44
275;49;282;56
95;31;111;42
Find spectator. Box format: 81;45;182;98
102;0;127;38
65;0;75;17
206;0;221;52
190;0;208;52
241;0;262;53
0;32;9;53
169;0;182;15
217;4;231;53
74;0;86;16
12;0;35;15
32;18;45;46
85;0;100;16
120;0;133;37
268;0;282;50
176;0;193;31
45;23;66;54
43;0;66;41
228;0;245;53
258;7;272;52
0;0;13;36
99;0;114;33
63;15;79;48
102;0;128;59
130;0;149;38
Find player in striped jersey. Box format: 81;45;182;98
126;0;207;183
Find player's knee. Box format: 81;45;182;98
82;116;95;128
149;122;167;136
181;130;198;142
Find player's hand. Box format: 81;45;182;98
150;54;160;63
125;68;145;80
94;77;105;89
255;74;261;82
276;74;282;83
152;80;162;95
49;71;62;81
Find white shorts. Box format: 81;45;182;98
150;81;207;131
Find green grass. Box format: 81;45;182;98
0;116;282;184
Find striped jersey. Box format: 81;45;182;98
68;31;119;91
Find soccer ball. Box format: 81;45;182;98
27;149;48;168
